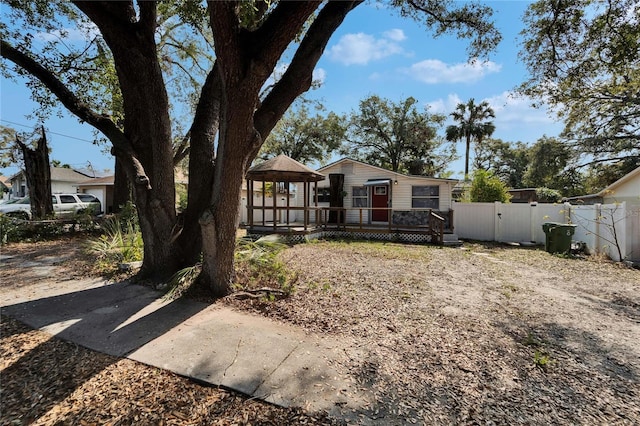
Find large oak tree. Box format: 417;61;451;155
345;95;455;177
519;0;640;165
1;1;500;298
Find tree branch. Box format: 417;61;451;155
1;39;126;149
254;1;362;148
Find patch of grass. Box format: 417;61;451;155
533;350;552;369
234;237;296;295
85;217;143;274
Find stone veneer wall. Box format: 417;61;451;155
392;210;451;229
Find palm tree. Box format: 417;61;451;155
445;98;496;180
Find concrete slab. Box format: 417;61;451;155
1;279;371;417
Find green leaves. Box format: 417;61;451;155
346;95;453;176
260;99;346;164
519;0;640;162
468;169;510;203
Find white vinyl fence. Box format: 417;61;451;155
452;201;640;262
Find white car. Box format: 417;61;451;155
0;194;102;219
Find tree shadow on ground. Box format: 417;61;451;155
1;281;207;423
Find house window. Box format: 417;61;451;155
412;185;439;209
374;186;387;196
352;186;368;208
314;187;330;203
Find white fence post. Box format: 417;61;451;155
494;201;502;242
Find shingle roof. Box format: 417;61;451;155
247;155;325;182
9;167;93;183
76;175;114;186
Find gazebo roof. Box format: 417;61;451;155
246;155;325;182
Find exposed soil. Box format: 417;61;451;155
228;240;640;424
2;237;639;425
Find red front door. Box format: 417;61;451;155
371;185;389;222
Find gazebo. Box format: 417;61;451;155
245;155;325;233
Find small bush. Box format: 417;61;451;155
85;216;143;274
468;170;511;203
234;237;294;294
0;214;66;244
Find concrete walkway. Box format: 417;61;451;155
0;253;370;420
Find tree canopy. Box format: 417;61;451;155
345;95;455;177
445;98;495;179
519;0;640;165
259;100;346;165
1;1;501;298
468;169;511;203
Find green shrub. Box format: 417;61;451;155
535;187;562;203
0;214;65;244
469;170;511;203
85;216;143;273
234;237;294;294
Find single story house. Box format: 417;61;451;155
564;166;640;206
76;175;115;214
8;167;94;198
311;157;458;232
244;156;459;244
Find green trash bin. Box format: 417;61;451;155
542;222;576;254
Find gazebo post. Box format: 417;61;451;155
313;181;318;225
272;180;277;230
286;181;290;225
248;179;253;229
303;182;308;230
261;179;266;226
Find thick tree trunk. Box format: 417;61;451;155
198;99;255;297
112;156;131;214
196;1;362;298
85;3;180;281
16;127;53;219
176;65;222;267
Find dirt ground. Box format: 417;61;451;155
2;237;639;424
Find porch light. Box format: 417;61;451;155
394;180;398;185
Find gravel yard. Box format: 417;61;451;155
229;240;640;424
2;237;639;425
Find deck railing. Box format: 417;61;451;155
247;205;449;244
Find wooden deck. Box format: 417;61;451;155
246;207;453;245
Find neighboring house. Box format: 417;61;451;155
0;175;9;200
312;158;458;229
508;188;539;204
8;167;93;199
76;175;115;214
564;166;640;206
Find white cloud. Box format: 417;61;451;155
383;29;406;42
426;94;463;114
35;23;99;43
427;91;563;142
485;91;559;127
329;32;406;65
404;59;501;84
312;68;326;86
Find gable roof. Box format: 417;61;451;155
76;175;114;186
597;166;640;196
9;167;93;183
247;155;325;182
318;157;458;183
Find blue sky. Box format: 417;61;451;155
0;1;563;180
